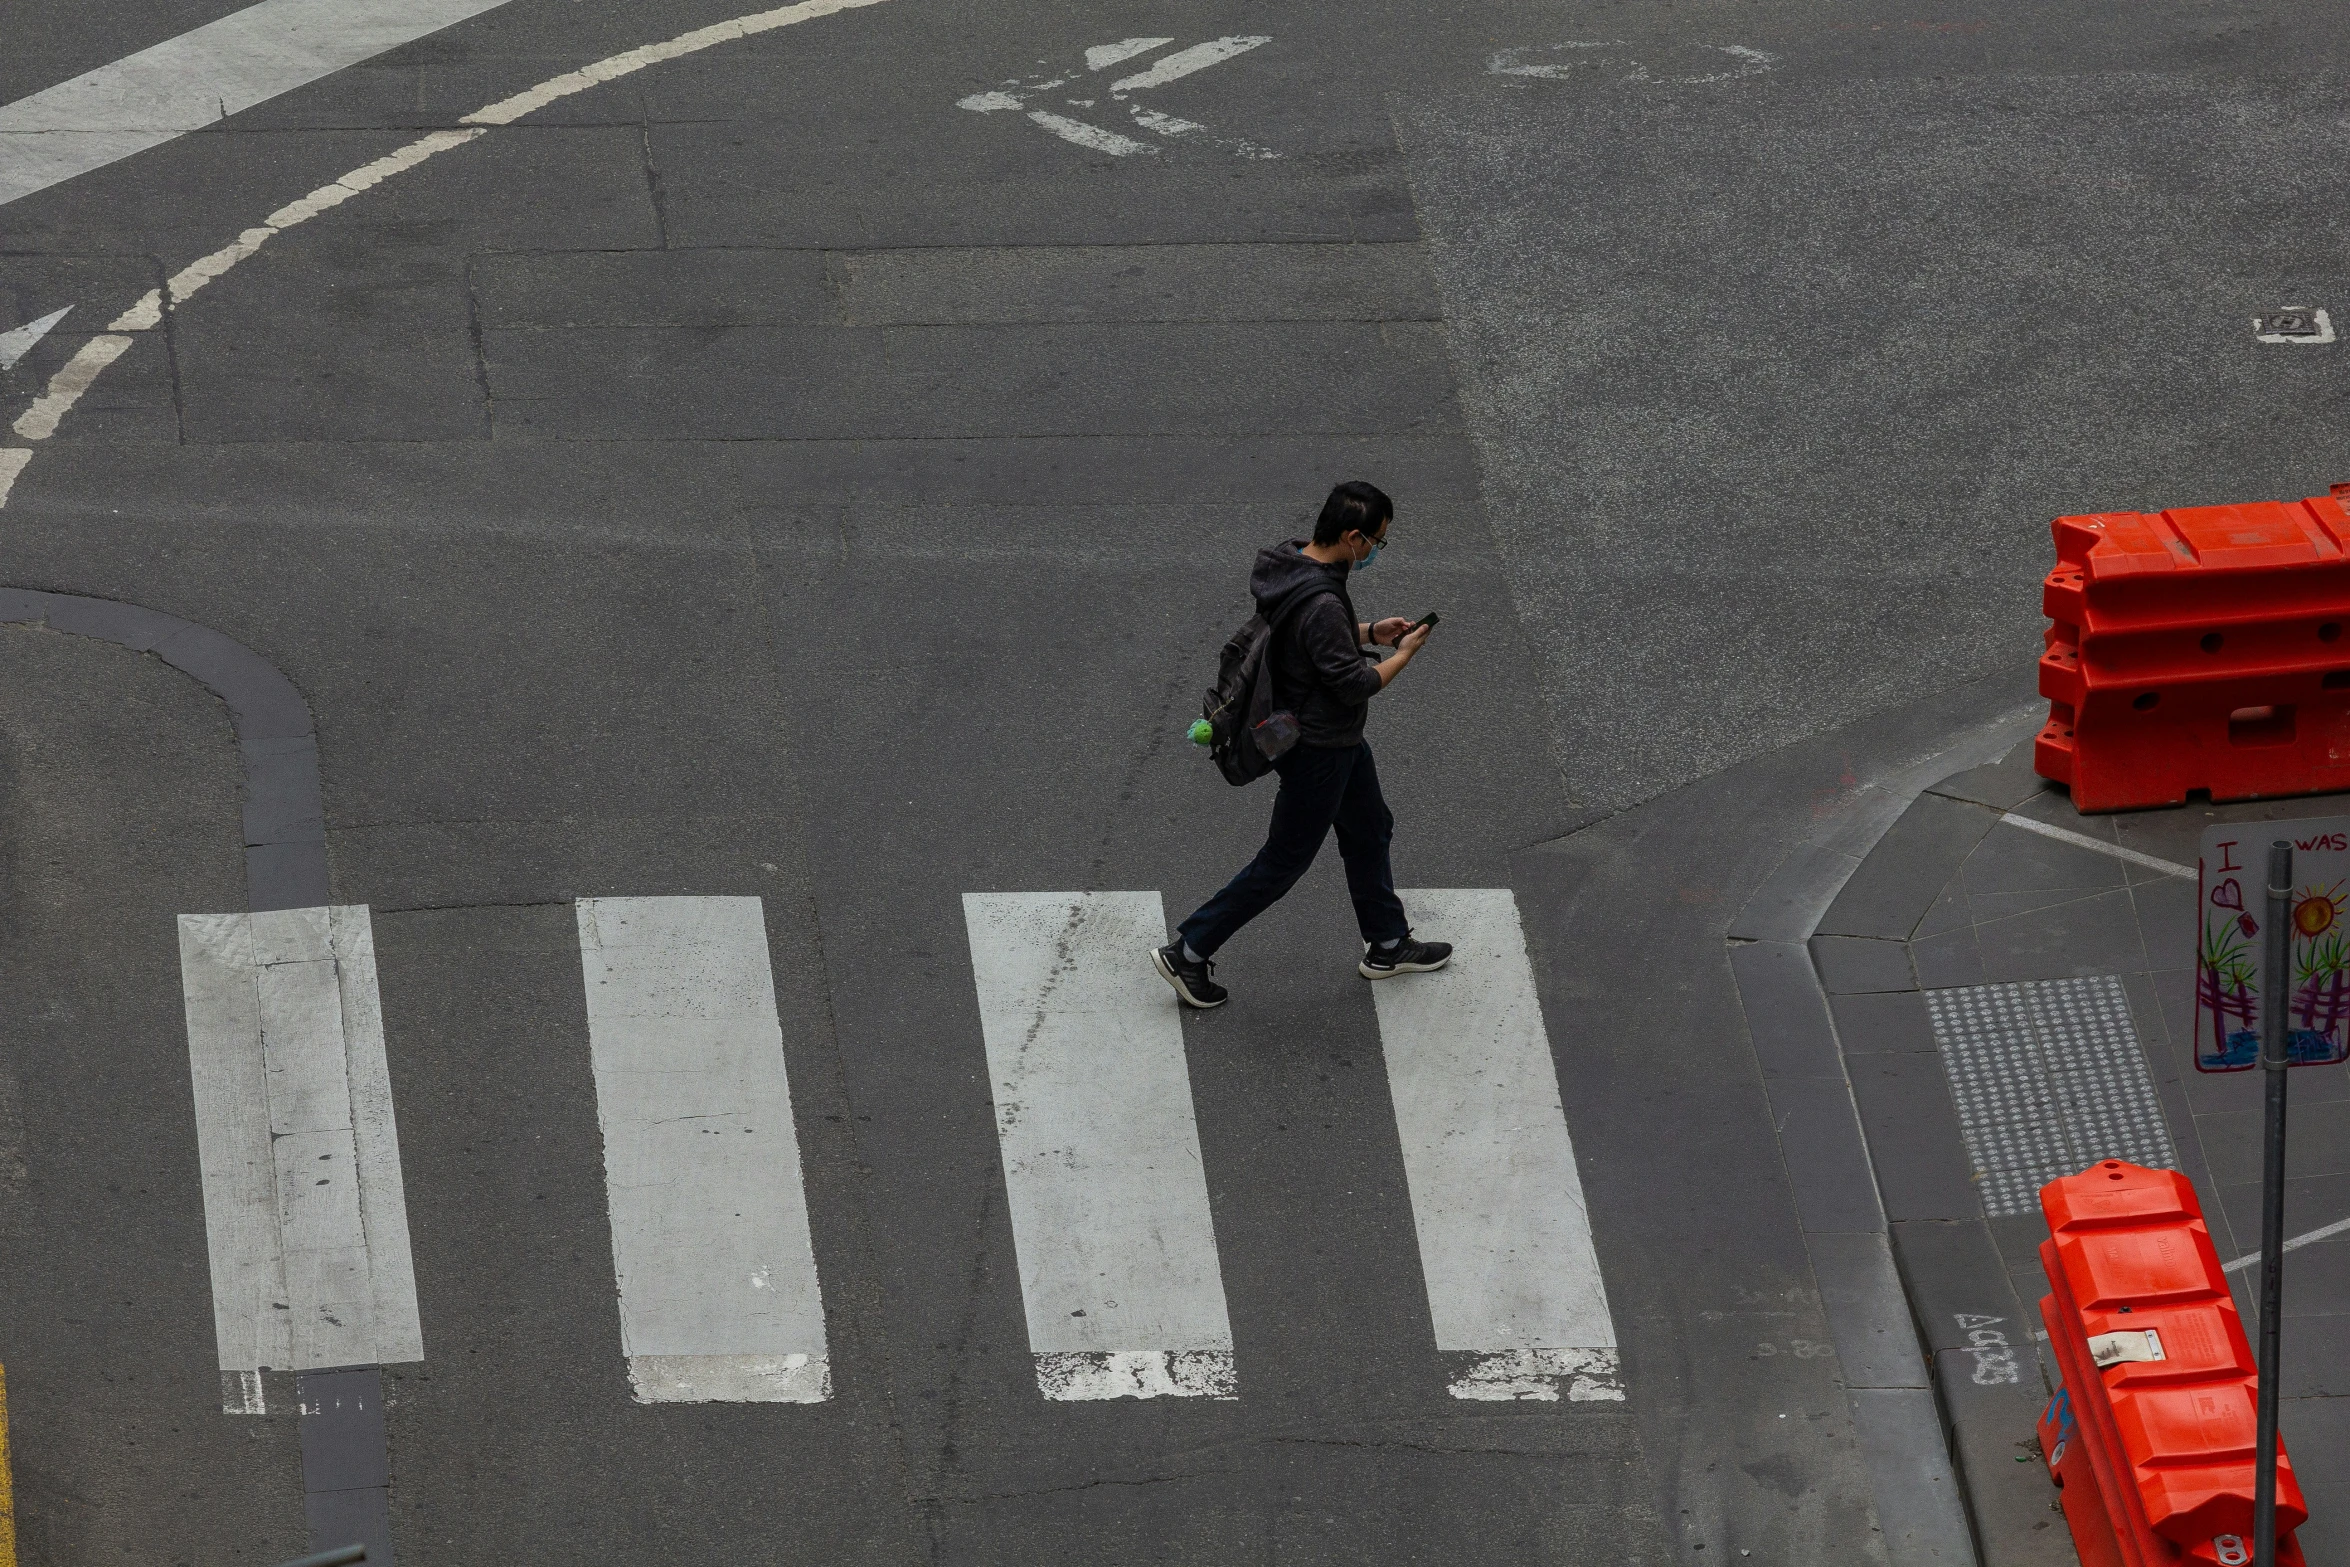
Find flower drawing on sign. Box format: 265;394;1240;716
2193;847;2350;1072
2288;883;2350;1065
2198;915;2260;1070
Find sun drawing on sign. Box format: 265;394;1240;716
2295;882;2346;938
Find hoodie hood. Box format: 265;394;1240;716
1250;538;1348;618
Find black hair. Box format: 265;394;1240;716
1311;480;1393;547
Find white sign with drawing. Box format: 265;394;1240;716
2195;818;2350;1071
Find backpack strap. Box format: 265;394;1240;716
1272;581;1344;636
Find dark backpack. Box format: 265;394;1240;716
1200;591;1329;786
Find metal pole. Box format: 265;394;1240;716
2255;840;2292;1567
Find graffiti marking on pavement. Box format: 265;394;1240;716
958;35;1278;159
1488;42;1777;85
1953;1313;2023;1385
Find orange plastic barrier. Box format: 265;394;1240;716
2035;488;2350;811
2033;1161;2306;1567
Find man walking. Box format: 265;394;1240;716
1154;480;1449;1009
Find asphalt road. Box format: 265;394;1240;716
2;0;2345;1562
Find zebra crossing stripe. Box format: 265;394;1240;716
962;893;1236;1400
178;906;422;1414
1375;889;1620;1401
575;896;831;1403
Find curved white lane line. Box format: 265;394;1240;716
0;0;891;508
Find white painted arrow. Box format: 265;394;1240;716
0;306;70;372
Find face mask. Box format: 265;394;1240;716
1355;538;1382;571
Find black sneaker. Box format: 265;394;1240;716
1360;936;1452;979
1153;942;1228;1008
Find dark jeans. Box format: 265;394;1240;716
1178;741;1410;958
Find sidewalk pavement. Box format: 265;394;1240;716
1814;738;2349;1565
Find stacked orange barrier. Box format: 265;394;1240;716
2036;488;2350;810
2033;1161;2306;1566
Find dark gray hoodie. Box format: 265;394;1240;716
1251;539;1382;750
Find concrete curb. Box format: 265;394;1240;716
1814;740;2165;1567
0;586;327;911
1725;701;2041;1566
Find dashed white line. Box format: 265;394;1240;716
962;892;1236;1401
577;896;832;1404
178;906;421;1414
331;908;424;1369
0;0;525;209
1373;889;1621;1401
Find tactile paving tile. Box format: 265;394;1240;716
1923;976;2178;1218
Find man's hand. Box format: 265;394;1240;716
1374;619;1432;690
1370;616;1416;646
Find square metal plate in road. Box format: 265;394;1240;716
2253;306;2337;344
1924;976;2177;1219
2257;310;2323;337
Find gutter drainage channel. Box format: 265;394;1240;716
0;589;393;1565
1725;702;2041;1567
